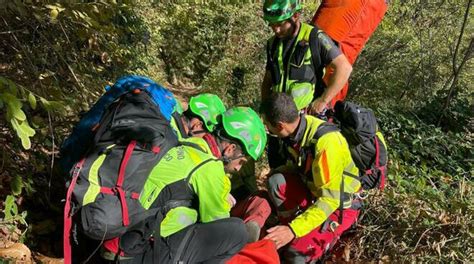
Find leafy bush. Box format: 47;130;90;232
350;1;473;132
0;1;472;262
355;107;474;262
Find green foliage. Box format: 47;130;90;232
377;108;472;176
10;175;23;196
1;1;150;108
0;195;28;241
356;107;474;262
350;0;473;131
0;1;472;261
0;77;36;149
137;2;270;108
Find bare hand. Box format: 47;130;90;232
308;98;328;115
263;225;295;249
227;194;236;207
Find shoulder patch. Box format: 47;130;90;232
318;32;333;51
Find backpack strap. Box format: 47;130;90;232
308;26;325;99
374;136;387;190
116;140;136;227
179;141;207;153
172;111;189;139
179;136;222;159
202;133;221;158
313;122;340;141
172;225;197;264
362;136;387;190
96;140;142;228
339;172;344;225
268;36;281;86
185;158;219;183
304;122;339;174
63;158;86;264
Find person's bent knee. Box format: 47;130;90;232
222;217;248;255
267;173;286;193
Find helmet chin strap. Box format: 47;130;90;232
214;129;246;165
215;134;232;165
221;155;232;165
188;129;207;137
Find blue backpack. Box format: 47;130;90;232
59;75;176;174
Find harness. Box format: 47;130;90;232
267;23;326;110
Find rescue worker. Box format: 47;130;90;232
171;94;271;242
111;107;267;263
261;0;353;169
186;122;272;243
261;0;352;115
260;93;361;263
170;93;226;139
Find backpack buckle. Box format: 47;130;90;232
354;191;369;200
329;221;339;233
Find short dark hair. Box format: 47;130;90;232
260;93;299;126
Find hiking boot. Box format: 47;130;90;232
245;221;261;243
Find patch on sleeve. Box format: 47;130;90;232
318;32;334;51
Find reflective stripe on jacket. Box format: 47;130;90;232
287;115;361;238
139;137;231;237
267;23;319;110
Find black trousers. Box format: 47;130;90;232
127;217;248;264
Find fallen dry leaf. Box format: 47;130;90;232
343;243;351;262
0;243;32;263
33;252;64;264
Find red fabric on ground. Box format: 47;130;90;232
226;240;280;264
312;0;388;105
231;194;272;228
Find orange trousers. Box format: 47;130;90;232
312;0;388;106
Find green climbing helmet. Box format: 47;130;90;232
221;107;267;160
263;0;302;24
188;93;226;132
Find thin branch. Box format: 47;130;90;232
451;0;471;74
47;110;55;203
364;222;463;233
437;38;474;126
35;28;87;92
411;228;433;254
59;21;71;44
437;0;473;126
0;29;24;34
1;17;39;76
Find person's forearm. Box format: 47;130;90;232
321;60;352;104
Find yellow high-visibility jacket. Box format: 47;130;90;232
283;115;361;238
